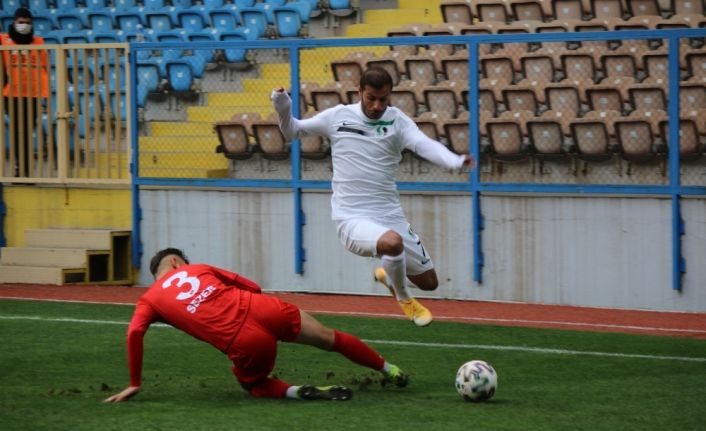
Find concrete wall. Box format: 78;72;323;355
138;189;706;312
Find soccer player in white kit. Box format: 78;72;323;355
272;68;473;326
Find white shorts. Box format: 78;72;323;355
335;217;434;276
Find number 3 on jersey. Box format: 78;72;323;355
162;271;201;300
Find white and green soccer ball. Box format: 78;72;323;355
455;360;497;402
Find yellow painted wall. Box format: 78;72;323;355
2;186;131;247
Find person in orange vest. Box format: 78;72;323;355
1;7;49;177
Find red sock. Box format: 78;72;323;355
332;330;385;371
248;377;291;398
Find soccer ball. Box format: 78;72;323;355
455;360;497;402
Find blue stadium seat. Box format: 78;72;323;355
143;0;166;11
166;60;194;92
220;29;250;63
238;7;269;38
92;32;120;43
62;32;90;45
273;6;303;38
32;16;54;35
181;51;208;78
3;0;24;13
84;0;110;11
89;12;114;32
234;0;256;7
67;65;95;89
288;1;313;23
56;14;85;33
171;0;194;8
28;0;50;9
42;34;61;45
104;65;126;92
203;0;225;7
55;0;79;10
115;12;144;32
145;12;173;34
156;30;186;61
177;10;207;32
136;63;160;107
113;0;137;11
187;29;219;63
209;8;240;32
255;2;276;24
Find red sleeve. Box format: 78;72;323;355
211;266;262;294
127;301;158;387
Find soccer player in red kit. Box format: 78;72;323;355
104;248;408;402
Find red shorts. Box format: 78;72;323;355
226;294;302;386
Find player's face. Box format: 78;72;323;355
359;85;391;120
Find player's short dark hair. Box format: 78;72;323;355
14;7;33;19
360;67;393;90
149;247;190;277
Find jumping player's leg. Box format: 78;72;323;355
336;218;412;301
295;310;409;387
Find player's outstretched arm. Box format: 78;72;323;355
271;87;299;141
103;385;140;403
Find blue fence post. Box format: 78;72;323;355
468;36;483;284
130;41;143;271
0;184;5;248
290;44;305;275
668;35;684;291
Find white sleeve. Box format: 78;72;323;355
271;90;331;142
399;116;466;169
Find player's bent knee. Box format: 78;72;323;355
377;231;404;256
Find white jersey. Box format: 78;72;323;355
273;92;466;220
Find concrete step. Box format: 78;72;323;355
0;265;86;285
0;247;97;267
139;152;229;170
25;229;130;250
139;167;228;178
186;106;274;123
150;122;216;137
140;136;219;152
364;8;442;25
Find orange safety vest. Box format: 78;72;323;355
0;33;49;98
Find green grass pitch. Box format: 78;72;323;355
1;300;705;431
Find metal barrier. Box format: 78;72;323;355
0;43;131;184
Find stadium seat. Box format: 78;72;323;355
404;53;438;86
145;12;173;34
31;16;53;36
486;118;528;162
209;8;240;32
414;111;449;141
472;0;511;23
187;30;219;63
239;7;270;39
56;14;85;32
659;117;704;161
56;0;79;10
601;53;639;81
626;0;661;17
113;0;137;11
310;82;345;111
328;0;357;19
441;50;470;83
273;5;304;38
591;0;625;19
177;10;207;32
424;82;461;118
527;118;571;163
502;86;540;115
157;30;186;61
331;52;374;86
136;63;161;107
680;83;706;111
586;85;625;114
443;111;471;155
520;53;557;84
214;117;256;160
628;84;667;111
478;85;498;115
510;0;546;22
252;114;290;160
390;83;421;118
552;0;585;19
220;29;252;64
143;0;166;11
115;13;143;32
570;118;614;163
614;118;661;165
440;0;473;25
89;12;114;32
673;0;704;15
498;109;533;136
166;60;195;93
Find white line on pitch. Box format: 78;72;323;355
2;296;705;335
0;314;704;363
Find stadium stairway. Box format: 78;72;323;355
346;0;443;36
0;228;132;285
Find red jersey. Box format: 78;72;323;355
126;264;262;386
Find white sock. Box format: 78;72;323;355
382;253;411;301
381;361;392;373
286;385;301;399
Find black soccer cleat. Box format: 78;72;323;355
297;385;353;401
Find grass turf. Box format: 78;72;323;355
1;300;705;431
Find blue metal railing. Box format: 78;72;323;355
128;28;706;290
